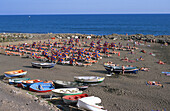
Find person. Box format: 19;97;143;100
141;49;146;53
131;50;134;54
139;56;144;61
164;42;168;46
122;65;125;75
125;56;128;60
140;67;149;71
158;60;165;64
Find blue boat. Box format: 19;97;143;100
18;79;43;88
105;66;138;74
29;82;55;93
162;72;170;74
31;62;56;68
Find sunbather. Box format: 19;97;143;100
139;56;144;61
140;67;149;71
141;49;146;53
158;60;165;65
121;56;128;62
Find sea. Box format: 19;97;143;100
0;14;170;35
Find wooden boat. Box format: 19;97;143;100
105;66;138;74
146;81;163;87
4;69;27;78
53;80;88;91
74;76;105;83
62;94;88;104
52;88;83;96
29;82;55;93
31;62;56;68
18;79;43;88
8;78;30;84
77;96;107;111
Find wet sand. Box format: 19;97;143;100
0;38;170;111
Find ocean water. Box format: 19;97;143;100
0;14;170;35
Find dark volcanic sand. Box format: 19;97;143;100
0;39;170;111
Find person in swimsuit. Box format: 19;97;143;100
122;65;125;75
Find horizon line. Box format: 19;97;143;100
0;12;170;16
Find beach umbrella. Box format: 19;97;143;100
51;48;57;52
51;55;57;62
110;42;116;48
61;45;66;50
103;47;108;53
53;42;57;46
103;41;109;47
93;51;100;58
96;45;101;51
69;38;74;44
90;41;95;47
86;51;92;55
58;57;65;62
31;52;37;56
62;53;68;58
75;38;79;43
97;40;101;44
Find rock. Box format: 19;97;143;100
10;89;16;94
114;103;118;107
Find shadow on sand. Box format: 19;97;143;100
165;82;170;84
23;66;34;68
90;70;107;74
0;75;5;80
37;94;81;111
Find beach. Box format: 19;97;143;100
0;35;170;111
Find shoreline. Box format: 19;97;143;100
0;33;170;44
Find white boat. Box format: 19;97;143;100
8;78;30;84
52;88;83;96
31;62;55;68
74;76;105;83
53;80;88;90
77;96;107;111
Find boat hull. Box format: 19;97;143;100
77;96;107;111
105;67;138;74
31;62;55;68
4;72;27;78
52;88;83;96
9;78;30;84
74;76;105;84
53;80;88;91
29;83;55;93
62;94;88;104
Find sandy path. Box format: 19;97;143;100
0;80;58;111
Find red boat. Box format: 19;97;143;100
62;94;88;104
